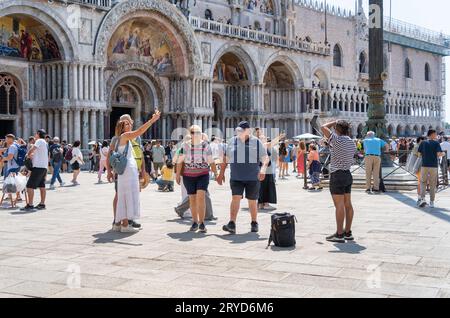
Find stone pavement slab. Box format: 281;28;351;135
0;172;449;298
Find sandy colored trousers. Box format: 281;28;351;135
365;155;381;190
420;167;438;202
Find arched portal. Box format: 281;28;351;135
263;61;295;113
213;52;252;115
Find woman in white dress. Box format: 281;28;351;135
114;111;160;233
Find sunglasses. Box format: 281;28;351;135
190;131;202;135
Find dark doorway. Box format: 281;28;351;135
110;107;132;138
0;120;15;138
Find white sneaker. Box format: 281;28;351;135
112;224;121;232
49;185;55;190
120;225;139;233
430;202;435;208
60;182;65;187
72;181;79;186
418;199;427;208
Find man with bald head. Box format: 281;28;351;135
363;131;388;194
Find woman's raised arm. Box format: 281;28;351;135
122;111;161;141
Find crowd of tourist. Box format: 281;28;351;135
1;114;449;241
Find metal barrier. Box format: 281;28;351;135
300;149;450;191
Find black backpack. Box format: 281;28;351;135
268;213;297;248
52;146;63;163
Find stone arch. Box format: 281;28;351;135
312;67;329;89
396;124;404;137
262;53;304;87
387;124;394;137
94;0;202;76
405;125;412;137
0;0;78;60
413;125;420;136
359;51;368;73
106;63;165;112
210;44;259;82
421;125;427;135
357;123;364;139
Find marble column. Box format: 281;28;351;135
47;110;54;137
40;110;46;132
68;110;74;143
94;66;99;101
61;109;68;142
98;110;105;141
57;64;62;99
84;65;89;101
89;65;94;101
99;67;104;102
54;109;61;138
74;109;81;143
82;109;89;147
63;63;69;100
90;109;97;142
72;64;78;100
51;64;57;100
78;65;83;100
22;109;31;138
46;66;51;100
162;116;167;141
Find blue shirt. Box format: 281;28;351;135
363;137;386;156
5;143;19;171
226;136;266;181
418;140;442;168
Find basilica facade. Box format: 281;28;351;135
0;0;448;146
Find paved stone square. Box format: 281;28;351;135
0;172;450;298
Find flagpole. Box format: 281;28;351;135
324;0;328;44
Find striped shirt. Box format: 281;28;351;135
180;142;212;177
328;132;356;173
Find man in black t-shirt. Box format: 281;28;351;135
417;130;445;208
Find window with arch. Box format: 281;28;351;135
359;51;368;73
305;36;312;43
425;63;431;82
205;9;213;20
405;59;412;78
333;44;343;67
0;74;19;115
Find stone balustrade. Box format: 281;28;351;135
189;16;331;56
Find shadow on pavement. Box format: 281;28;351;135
329;242;367;254
166;218;218;226
212;233;267;244
386;191;450;223
268;246;296;252
92;231;143;246
166;232;209;242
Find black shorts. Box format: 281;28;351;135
71;162;80;171
26;168;48;189
183;174;210;195
330;170;353;195
230;180;261;200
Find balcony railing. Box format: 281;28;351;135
384;16;450;48
56;0;112;9
189;16;331;56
